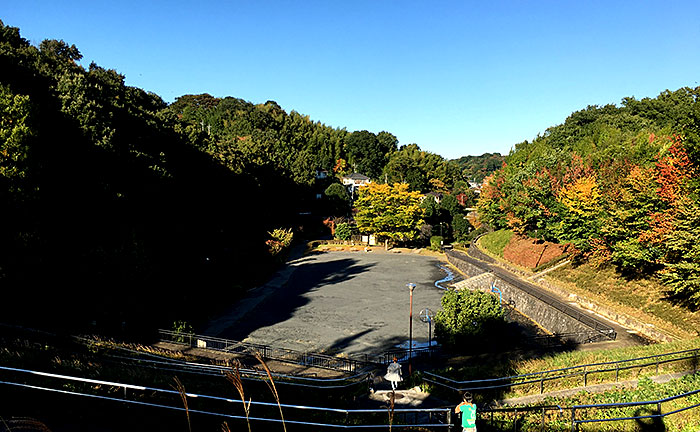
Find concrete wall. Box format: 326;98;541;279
447;252;598;343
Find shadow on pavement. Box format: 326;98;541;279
220;257;375;340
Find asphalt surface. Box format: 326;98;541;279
207;250;449;356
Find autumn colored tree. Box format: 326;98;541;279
553;175;602;253
475;87;700;308
353;183;424;247
660;197;700;307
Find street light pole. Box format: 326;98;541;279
407;283;416;375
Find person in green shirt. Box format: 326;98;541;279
455;392;477;432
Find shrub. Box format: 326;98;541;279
430;235;444;250
334;222;354;240
172;320;194;343
434;290;505;349
266;228;294;257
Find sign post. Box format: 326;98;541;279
419;308;435;352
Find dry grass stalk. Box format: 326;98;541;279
254;352;287;432
171;376;192;432
224;360;252;432
2;417;52;431
386;391;396;431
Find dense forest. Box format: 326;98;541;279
477;87;700;308
0;21;501;333
452;152;504;182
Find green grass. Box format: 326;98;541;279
484;373;700;431
432;337;700;402
547;264;700;339
479;229;513;257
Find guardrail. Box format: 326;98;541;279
0;365;453;429
476;388;700;432
101;352;372;390
423;348;700;394
570;387;700;431
158;330;383;373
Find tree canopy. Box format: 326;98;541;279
353;183;425;245
477;87;700;308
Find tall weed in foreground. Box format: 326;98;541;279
254;352;287;432
172;376;192;432
386;391;396;431
224;360;252;432
0;417;52;431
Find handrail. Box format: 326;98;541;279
571;388;700;429
99;356;370;390
476;388;700;431
424;348;700;393
425;347;700;384
0;365;453;429
158;329;383;372
105;353;370;383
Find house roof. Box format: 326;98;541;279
342;173;370;181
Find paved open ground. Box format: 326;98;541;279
207;250;449;356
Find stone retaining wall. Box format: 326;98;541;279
447;252;598;343
535;277;675;343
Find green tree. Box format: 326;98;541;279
434;289;505;348
324;182;350;215
660;197;700;308
354;183;424;246
345;130;385;179
0;85;33;190
334;222;354;240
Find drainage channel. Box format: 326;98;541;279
435;264;455;290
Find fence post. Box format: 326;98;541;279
656;359;659;376
541;406;546;432
570;408;576;432
583;366;587;387
446;408;452;431
615;364;619;382
540;377;544;394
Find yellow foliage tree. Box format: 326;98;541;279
557;176;601;215
354;183;424;247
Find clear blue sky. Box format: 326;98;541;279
3;1;699;158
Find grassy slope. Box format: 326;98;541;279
490;373;700;432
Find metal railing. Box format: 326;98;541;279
423;348;700;394
159;330;383;373
476;388;700;432
570;387;700;431
0;365;453;429
101;352;372;390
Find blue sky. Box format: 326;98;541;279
3;1;699;158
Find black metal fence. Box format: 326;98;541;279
158;330;382;373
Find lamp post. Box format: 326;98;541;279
407;283;416;375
